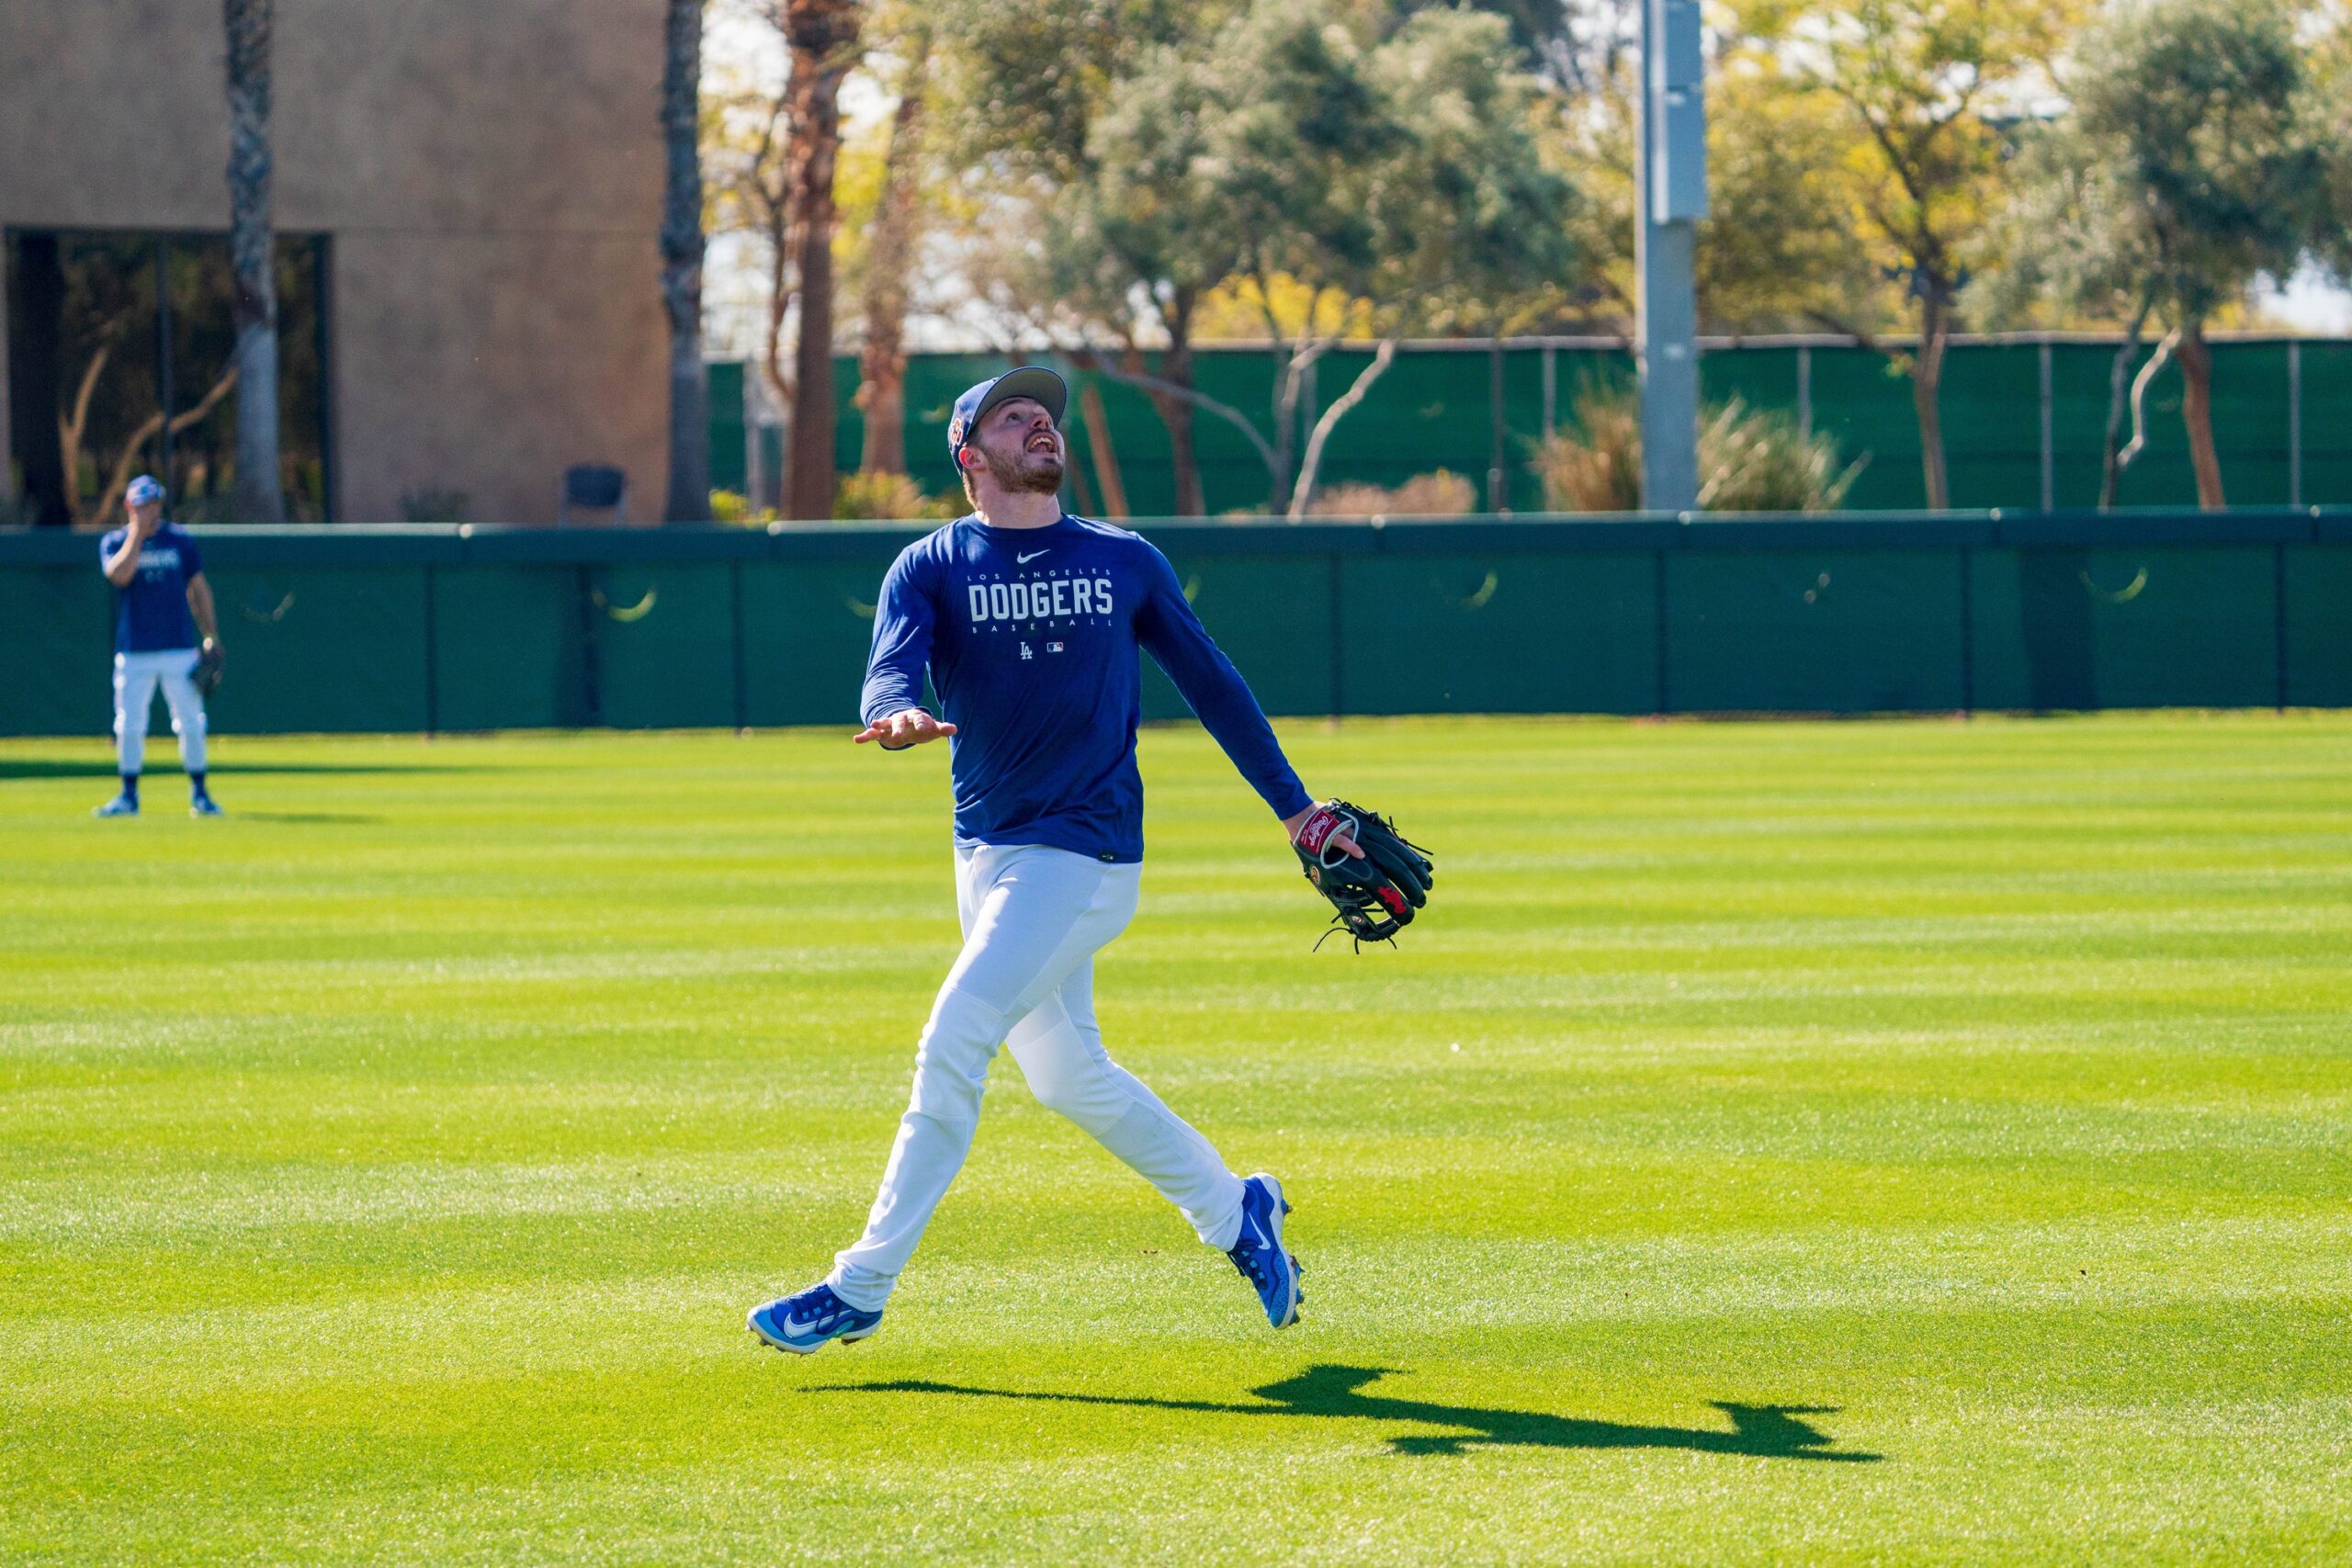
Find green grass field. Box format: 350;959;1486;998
4;713;2349;1564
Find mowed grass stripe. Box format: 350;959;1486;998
2;713;2348;1565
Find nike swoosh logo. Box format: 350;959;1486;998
783;1312;831;1336
1017;550;1049;564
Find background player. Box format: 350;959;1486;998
95;476;222;818
748;367;1368;1353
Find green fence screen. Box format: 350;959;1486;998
710;339;2352;520
4;513;2343;739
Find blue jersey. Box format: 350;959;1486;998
862;513;1310;863
100;524;204;653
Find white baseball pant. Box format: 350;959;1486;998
112;649;207;776
827;841;1249;1311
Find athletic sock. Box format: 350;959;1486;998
189;771;209;800
120;773;139;803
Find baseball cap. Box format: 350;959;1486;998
947;367;1069;462
125;475;164;506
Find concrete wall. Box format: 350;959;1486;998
0;0;670;523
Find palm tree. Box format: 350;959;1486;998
782;0;862;518
223;0;282;522
661;0;712;522
854;28;929;478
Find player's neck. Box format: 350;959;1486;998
972;490;1063;530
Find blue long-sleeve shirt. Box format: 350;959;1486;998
861;513;1311;863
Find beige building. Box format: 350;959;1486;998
1;0;671;525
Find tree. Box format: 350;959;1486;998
1749;0;2072;507
1012;1;1570;516
1976;120;2161;506
661;0;712;523
1997;0;2316;507
1697;68;1890;333
930;0;1239;513
1050;43;1243;515
701;4;797;467
851;21;931;476
934;0;1566;516
2302;20;2352;285
222;0;282;523
1286;6;1577;513
781;0;865;518
1542;38;1890;335
1191;1;1395;514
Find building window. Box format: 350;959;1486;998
6;230;331;526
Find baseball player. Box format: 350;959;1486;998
94;476;222;818
748;367;1373;1352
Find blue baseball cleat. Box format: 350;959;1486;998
189;794;223;818
93;795;139;818
1227;1173;1303;1329
747;1281;883;1355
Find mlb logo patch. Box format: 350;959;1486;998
1047;641;1065;653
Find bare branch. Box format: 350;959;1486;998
2119;326;2181;474
1287;336;1400;519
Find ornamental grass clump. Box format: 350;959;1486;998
1534;384;1861;513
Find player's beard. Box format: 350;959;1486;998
978;436;1066;495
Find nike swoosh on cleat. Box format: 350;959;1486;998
1017;550;1049;564
782;1314;831;1337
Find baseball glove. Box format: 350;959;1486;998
1293;798;1434;948
193;638;224;696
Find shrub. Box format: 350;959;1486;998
1695;398;1865;513
1532;385;1862;513
1532;386;1643;511
832;471;960;522
1305;469;1478;518
709;489;775;526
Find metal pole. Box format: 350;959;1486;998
744;362;765;511
2289;339;2302;509
1796;344;1812;440
1637;0;1704;512
1542;344;1557;439
1488;337;1507;512
2038;339;2054;513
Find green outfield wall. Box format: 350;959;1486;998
4;512;2346;738
711;338;2352;518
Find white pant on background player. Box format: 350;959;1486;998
112;648;209;777
826;841;1249;1312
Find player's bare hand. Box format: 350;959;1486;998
1283;803;1365;859
854;708;958;748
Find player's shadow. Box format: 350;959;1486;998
828;1363;1881;1462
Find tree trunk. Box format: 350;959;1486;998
2175;318;2225;510
1144;288;1204;516
759;107;794;429
9;232;70;526
1076;382;1127;518
660;0;710;523
782;0;861;520
1910;302;1950;511
223;0;282;523
854;38;926;477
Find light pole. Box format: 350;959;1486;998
1637;0;1707;511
